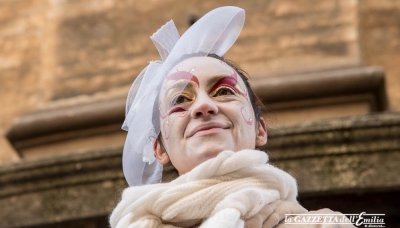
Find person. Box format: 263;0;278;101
109;6;355;228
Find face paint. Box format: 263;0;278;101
209;71;247;97
162;117;170;140
179;110;189;117
159;101;168;119
166;62;199;86
160;81;194;117
157;56;261;175
168;107;187;115
166;70;199;87
241;106;253;125
161;64;200;117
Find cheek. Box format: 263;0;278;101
161;117;170;140
161;110;189;141
159;101;168;119
179;110;189;117
240;106;254;126
159;101;170;139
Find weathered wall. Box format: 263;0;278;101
0;0;52;162
360;0;400;111
1;1;399;226
50;0;360;99
1;113;399;227
0;0;399;163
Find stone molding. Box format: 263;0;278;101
265;113;400;193
0;113;399;227
5;66;386;156
252;66;386;110
0;146;125;228
6;99;126;156
0;147;123;199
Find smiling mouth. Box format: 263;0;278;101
192;127;226;137
188;123;229;138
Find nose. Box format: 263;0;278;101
190;92;218;118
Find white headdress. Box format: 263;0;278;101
122;6;245;186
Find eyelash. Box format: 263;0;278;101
172;95;191;105
170;86;236;109
214;87;236;96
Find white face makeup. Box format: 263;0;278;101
156;56;266;175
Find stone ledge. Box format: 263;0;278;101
252;66;386;110
0;113;399;227
267;113;400;160
264;112;400;193
268;111;400;136
0;146;125;228
2;115;397;197
0;179;127;228
5;66;386;157
0;146;124;198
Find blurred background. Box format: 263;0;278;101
0;0;399;227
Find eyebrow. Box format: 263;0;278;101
164;80;196;99
163;71;240;97
166;71;199;86
208;71;238;92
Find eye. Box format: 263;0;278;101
173;95;191;105
215;88;235;96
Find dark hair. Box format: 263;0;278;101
207;53;264;121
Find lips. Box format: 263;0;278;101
187;122;229;138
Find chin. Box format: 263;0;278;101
194;143;232;160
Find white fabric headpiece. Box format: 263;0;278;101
122;6;245;186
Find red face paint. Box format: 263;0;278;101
166;71;199;87
168;107;187;115
163;70;198;117
160;101;188;118
210;71;247;97
241;107;253;125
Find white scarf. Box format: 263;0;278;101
110;150;308;228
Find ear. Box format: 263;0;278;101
255;117;267;147
153;139;170;165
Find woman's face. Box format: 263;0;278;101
155;56;267;175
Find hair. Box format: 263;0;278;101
207;54;265;120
